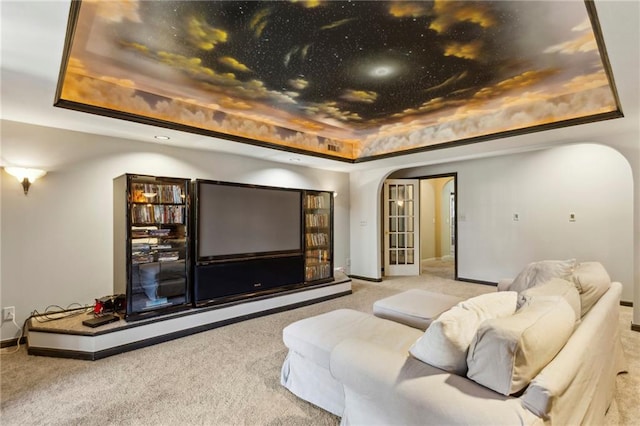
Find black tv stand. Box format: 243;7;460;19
193;255;305;306
191;181;334;308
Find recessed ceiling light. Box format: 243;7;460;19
154;135;170;140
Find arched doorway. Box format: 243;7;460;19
382;173;457;279
419;176;456;279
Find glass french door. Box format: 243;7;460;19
384;179;420;276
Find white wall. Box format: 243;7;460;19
0;121;350;342
2;123;638;341
348;0;640;325
351;143;634;303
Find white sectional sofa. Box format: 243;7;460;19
281;260;627;425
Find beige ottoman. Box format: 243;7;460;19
373;289;464;330
281;308;423;416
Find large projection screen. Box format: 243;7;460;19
197;182;302;259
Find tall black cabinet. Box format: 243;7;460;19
303;190;334;284
114;174;191;320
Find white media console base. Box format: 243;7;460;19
27;277;351;360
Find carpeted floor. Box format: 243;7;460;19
421;257;455;280
1;274;638;425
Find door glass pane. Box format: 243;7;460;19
386;180;419;273
389;185;397;200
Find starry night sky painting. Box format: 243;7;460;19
56;0;621;162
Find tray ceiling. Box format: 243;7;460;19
55;0;621;162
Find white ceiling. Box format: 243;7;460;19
1;1;638;173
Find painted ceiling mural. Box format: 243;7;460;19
56;0;621;162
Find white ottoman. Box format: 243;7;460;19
281;308;422;416
373;289;464;330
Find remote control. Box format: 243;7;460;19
82;314;120;328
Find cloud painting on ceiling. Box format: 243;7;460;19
56;0;621;162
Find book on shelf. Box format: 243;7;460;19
131;243;151;251
305;213;329;227
132;238;159;247
305;263;331;281
305;249;329;262
305;233;329;247
131;205;185;224
158;251;180;262
131;183;184;204
131;225;158;238
132;254;154;264
305;194;328;209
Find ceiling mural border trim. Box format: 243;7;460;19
54;0;623;164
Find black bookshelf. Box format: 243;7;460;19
303;190;334;284
114;174;191;320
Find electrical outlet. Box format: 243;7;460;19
2;306;15;322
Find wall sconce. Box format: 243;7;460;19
4;167;47;195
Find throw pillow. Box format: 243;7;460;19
571;261;611;317
466;296;575;395
518;277;581;322
508;259;577;293
409;291;518;375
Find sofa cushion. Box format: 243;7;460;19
518;277;581;322
508;259;577;293
466;296;575;396
571;261;611;317
409;291;518;375
282;308;422;370
497;278;514;292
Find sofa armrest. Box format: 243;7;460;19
521;281;627;424
497;278;514;291
330;339;540;426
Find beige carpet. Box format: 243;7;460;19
421;257;455;280
1;275;638;425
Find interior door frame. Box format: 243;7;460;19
383;179;421;276
380;172;460;280
418;172;458;280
